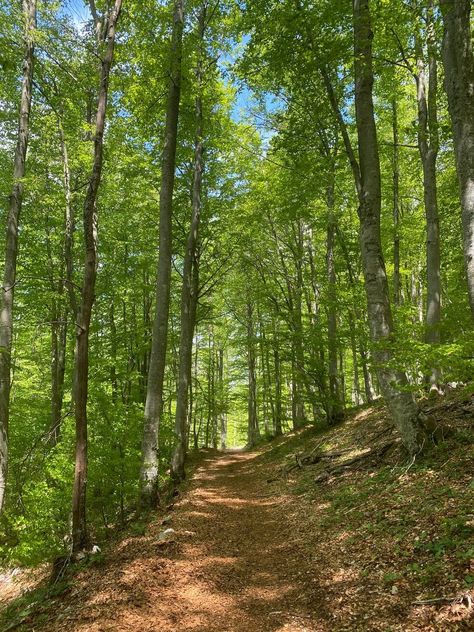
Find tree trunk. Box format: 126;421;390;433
46;222;67;446
71;0;122;553
440;0;474;317
0;0;36;514
261;323;275;436
326;179;344;424
415;6;442;389
272;322;283;436
192;327;199;449
110;303;119;403
348;310;361;405
392;98;401;307
205;330;213;448
47;117;76;445
171;10;204;479
218;348;226;449
360;345;375;403
141;0;184;504
49;302;67;446
353;0;426;455
247;301;259;446
59;119;78;319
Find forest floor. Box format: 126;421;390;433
1;387;473;631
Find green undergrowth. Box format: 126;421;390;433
0;581;71;632
0;447;215;632
0;550;110;632
260;387;474;601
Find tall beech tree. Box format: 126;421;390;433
352;0;427;454
141;0;185;504
71;0;123;553
440;0;474;318
0;0;36;514
0;0;473;567
171;3;206;484
414;3;441;388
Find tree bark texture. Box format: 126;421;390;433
247;301;259;446
0;0;36;514
414;7;442;388
71;0;122;552
141;0;184;504
171;6;204;482
440;0;474;317
353;0;426;455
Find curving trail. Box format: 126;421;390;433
37;450;323;632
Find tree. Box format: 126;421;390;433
440;0;474;318
71;0;123;553
171;3;206;484
141;0;184;506
412;2;441;388
352;0;427;454
0;0;36;514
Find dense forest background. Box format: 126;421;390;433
0;0;472;565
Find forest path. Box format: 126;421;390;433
40;449;323;632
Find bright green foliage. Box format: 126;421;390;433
0;0;472;565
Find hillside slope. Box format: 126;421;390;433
1;387;473;631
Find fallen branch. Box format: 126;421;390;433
314;442;395;484
267;438;395;484
267;445;351;482
412;594;472;608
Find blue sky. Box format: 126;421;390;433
62;0;90;24
60;0;282;137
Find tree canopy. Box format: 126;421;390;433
0;0;472;565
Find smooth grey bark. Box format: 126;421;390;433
392;99;401;307
360;346;375;403
353;0;426;454
326;179;343;424
205;329;215;448
247;301;259;446
257;317;270;435
59;119;78;320
272;219;313;423
440;0;474;317
336;224;375;406
339;348;345;408
141;0;184;504
45;222;67;446
139;270;152;403
306;228;330;413
294;222;317;422
50;306;67;445
71;0;122;553
348;310;361;405
211;345;219;449
260;322;276;436
0;0;36;514
218;348;226;449
110;304;119;403
171;7;204;481
48;117;76;445
272;320;283;436
192;329;199;449
414;8;442;388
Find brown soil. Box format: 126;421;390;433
29;450;322;632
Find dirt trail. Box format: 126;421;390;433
38;450;322;632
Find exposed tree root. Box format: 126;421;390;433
313;441;396;484
267;426;396;484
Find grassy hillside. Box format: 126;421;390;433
254;385;474;630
